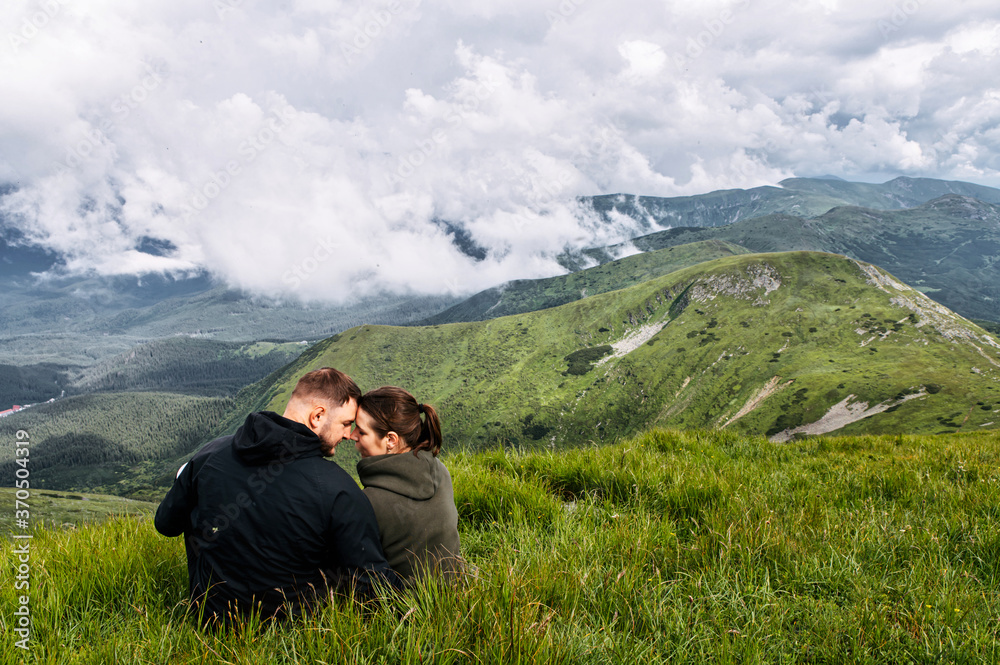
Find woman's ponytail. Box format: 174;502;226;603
417;403;442;457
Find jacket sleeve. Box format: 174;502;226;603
327;488;401;595
154;461;195;537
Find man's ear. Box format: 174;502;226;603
308;404;326;432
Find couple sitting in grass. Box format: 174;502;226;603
154;367;463;627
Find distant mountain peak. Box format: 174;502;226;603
917;194;1000;222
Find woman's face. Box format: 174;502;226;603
350;408;393;457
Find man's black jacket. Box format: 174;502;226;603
155;411;395;625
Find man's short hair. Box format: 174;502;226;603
290;367;361;406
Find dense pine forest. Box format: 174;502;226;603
0;392;232;497
0;362;69;407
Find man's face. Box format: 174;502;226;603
315;397;358;455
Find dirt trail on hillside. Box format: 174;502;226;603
597;322;666;365
720;376;792;428
770;390;927;441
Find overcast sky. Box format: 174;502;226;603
2;0;999;302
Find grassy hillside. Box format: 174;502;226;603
0;392;232;499
3;428;998;663
421;240;750;325
0;488;153;532
591;195;1000;323
257;251;1000;449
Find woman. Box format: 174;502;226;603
350;386;463;585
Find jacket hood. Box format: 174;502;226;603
232;411;323;465
357;450;442;500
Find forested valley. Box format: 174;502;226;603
0;362;69;407
0;392;233;499
69;338;305;396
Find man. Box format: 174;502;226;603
155;367;395;626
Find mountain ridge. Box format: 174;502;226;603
565;194;1000;323
572;176;1000;246
418;239;749;325
252;251;1000;450
5;175;998;367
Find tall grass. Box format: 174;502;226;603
4;428;1000;663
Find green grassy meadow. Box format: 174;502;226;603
4;428;999;664
0;488;154;533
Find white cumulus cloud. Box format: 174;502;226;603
0;0;998;303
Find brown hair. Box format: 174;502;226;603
358;386;442;456
290;367;361;406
